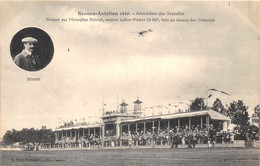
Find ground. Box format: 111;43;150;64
1;148;259;166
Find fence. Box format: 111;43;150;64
39;137;247;150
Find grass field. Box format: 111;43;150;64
1;148;259;166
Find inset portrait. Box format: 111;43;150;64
10;27;54;71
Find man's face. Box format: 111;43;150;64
24;42;35;52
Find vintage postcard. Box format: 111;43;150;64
0;1;259;165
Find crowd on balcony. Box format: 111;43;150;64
57;120;99;129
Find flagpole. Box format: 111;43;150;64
100;109;102;123
200;98;202;111
117;95;118;113
102;97;104;116
206;86;208;108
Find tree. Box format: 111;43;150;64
2;126;55;145
211;98;227;115
227;100;250;129
190;97;207;111
241;125;259;140
39;128;55;144
252;105;260;126
2;130;14;145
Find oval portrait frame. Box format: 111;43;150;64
10;27;54;72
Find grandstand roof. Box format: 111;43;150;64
55;110;230;131
160;109;230;121
121;109;230;123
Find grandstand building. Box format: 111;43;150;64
54;98;230;144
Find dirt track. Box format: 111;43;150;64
1;148;259;166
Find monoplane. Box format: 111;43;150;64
131;29;152;37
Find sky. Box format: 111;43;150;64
0;1;259;138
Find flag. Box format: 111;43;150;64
209;88;220;92
209;88;231;96
208;94;212;98
220;91;231;96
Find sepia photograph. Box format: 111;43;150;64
0;1;259;166
10;27;54;72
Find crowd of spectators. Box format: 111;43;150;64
53;125;259;149
53;133;101;148
102;125;237;148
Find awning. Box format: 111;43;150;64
160;111;208;120
160;109;230;122
207;110;231;121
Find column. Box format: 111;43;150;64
201;117;203;129
55;133;58;142
120;125;123;136
158;121;160;131
100;127;102;138
136;123;138;133
206;115;210;130
168;120;170;132
101;125;105;142
116;123;120;138
70;131;72;139
83;129;85;137
223;121;228;131
94;128;96;137
128;124;130;134
178;119;180;128
144;122;146;133
57;132;59;140
189;118;191;130
65;132;68;148
152;121;155;133
88;129;90;136
62;132;64;148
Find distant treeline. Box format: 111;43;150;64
2;126;55;145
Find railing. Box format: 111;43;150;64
39;135;241;150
